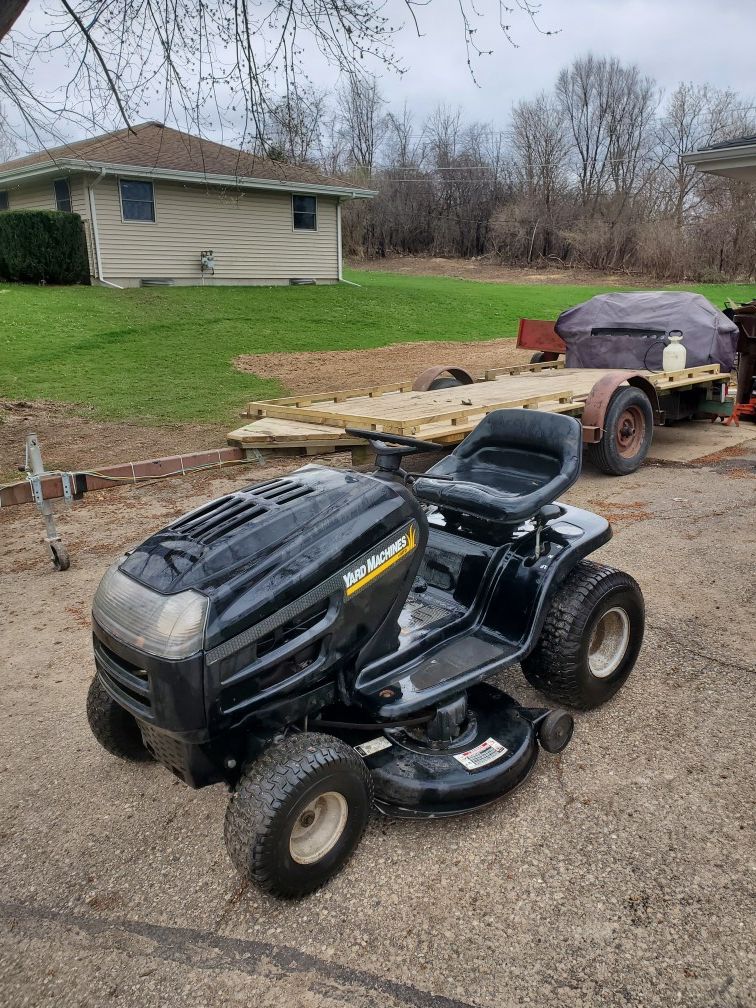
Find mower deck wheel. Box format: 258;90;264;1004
522;560;644;710
86;675;153;762
224;732;372;898
538;710;574;754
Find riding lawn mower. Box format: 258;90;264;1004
87;409;644;897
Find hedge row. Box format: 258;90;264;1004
0;210;90;284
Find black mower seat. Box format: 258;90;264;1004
413;409;582;523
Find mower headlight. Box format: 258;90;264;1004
92;561;208;660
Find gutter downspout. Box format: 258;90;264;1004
87;170;123;289
338;193;362;287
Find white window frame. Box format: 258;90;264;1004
119;178;157;224
292;193;318;232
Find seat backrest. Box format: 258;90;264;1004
413;409;582;523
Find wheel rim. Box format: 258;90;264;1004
289;791;348;865
588;607;631;679
615;405;646;458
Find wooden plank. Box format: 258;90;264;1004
483;361;565;379
246;380;416;412
228;418;361;444
399;391;576;435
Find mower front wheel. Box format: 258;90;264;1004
224;732;372;898
522;560;644;710
86;675;153;762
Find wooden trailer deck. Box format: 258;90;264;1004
228;362;729;460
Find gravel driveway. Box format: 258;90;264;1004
1;416;754;1008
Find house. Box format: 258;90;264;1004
0;122;377;287
682;135;756;182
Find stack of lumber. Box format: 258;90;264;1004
227;362;725;455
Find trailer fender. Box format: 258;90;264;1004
412;365;476;391
582;372;663;444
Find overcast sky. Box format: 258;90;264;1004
369;0;754;124
6;0;756;148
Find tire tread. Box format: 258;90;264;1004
522;560;643;709
224;732;372;898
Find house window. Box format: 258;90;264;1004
54;179;72;212
293;194;317;231
0;191;8;211
120;179;155;221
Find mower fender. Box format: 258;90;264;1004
582;372;663;443
485;503;612;658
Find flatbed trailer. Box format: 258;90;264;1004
228;359;732;475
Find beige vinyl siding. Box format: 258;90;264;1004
3;175;96;274
93;177;339;282
3;175;88;215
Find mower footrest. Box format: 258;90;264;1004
358;631;517;715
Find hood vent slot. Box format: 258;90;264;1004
244;479;315;505
168;481;314;545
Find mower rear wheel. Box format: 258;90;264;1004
86;675;153;762
224;732;372;898
522;560;644;709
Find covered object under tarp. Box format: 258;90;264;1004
555;292;739;372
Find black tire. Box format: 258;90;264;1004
587;386;653;476
522;560;644;710
530;352;547;364
538;710;574;753
86;675;153;762
224;732;372;898
428;376;463;390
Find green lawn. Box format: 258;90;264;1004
0;270;751;423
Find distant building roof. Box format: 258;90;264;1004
682;134;756;182
699;135;756;152
0;122;376;198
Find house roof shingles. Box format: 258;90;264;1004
0;122;361;190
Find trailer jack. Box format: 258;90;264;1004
23;434;71;571
2;436;264;572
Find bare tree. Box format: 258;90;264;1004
555;56;655;209
0;1;555;151
509;92;568;210
264;88;330;164
655;83;756;226
0;102;16;161
336;76;387;174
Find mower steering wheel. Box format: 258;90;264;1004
345;428;443;454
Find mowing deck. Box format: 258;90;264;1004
228;362;727;456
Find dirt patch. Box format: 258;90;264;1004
347;255;655;287
690;442;750;465
0;398;230;482
588;500;653;526
233;338;534;394
723;466;756;478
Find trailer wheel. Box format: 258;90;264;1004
522;560;644;710
86;675;153;762
224;732;372;898
587;386;653;475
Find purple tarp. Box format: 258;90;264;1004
555;292;739;372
